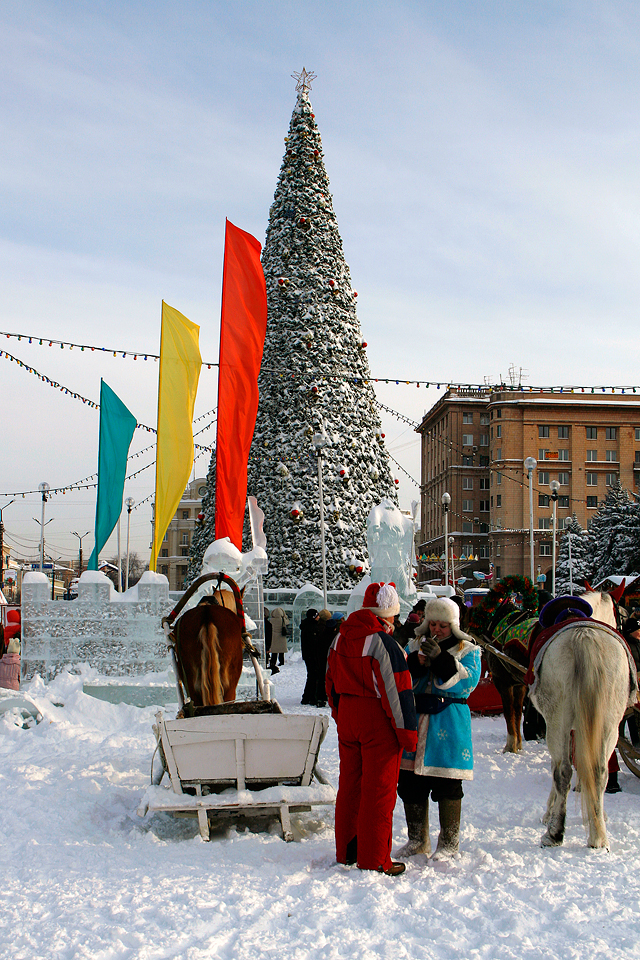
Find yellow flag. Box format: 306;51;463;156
150;301;202;571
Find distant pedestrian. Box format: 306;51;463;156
300;609;321;704
268;607;289;674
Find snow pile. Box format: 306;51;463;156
2;660;640;959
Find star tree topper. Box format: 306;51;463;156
292;67;317;94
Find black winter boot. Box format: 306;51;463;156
432;798;461;859
606;771;622;794
396;802;430;857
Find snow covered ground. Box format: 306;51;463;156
2;656;640;960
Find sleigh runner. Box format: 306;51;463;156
138;571;335;840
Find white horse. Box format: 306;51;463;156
530;592;637;849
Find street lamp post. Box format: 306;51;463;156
549;479;560;597
524;458;537;584
124;497;135;591
71;530;90;578
311;429;329;610
568;529;574;595
0;499;14;590
442;492;451;589
37;482;50;572
449;535;455;590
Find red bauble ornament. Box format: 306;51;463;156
278;277;286;285
380;432;385;439
328;279;335;287
360;341;367;348
353;291;358;297
394;478;400;485
314;149;319;157
356;565;363;574
311;385;318;394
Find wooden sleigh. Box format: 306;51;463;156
137;572;335;841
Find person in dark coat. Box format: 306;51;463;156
264;608;273;665
622;617;640;747
300;609;321;705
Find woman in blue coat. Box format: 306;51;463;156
397;597;481;859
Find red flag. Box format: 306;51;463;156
215;220;267;548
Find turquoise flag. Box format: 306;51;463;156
87;380;137;570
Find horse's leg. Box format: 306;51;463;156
513;683;527;753
541;713;572;846
501;683;521;753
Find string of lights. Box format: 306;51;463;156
5;329;640;394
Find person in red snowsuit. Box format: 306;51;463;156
326;582;418;876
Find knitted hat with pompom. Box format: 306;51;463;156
362;582;401;618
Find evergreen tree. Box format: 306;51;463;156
555;514;591;594
185;452;216;585
587;479;632;583
244;70;397;589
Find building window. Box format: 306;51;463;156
462;522;473;533
558;450;569;460
539;449;548;461
490;426;493;440
496;494;502;507
496;409;502;418
480;500;489;512
635;451;640;463
539;494;550;507
586;450;598;461
497;472;502;485
160;565;169;575
605;473;618;486
462;544;474;557
179;565;188;575
182;510;189;519
558;496;570;508
163;532;168;542
539;544;552;556
558;472;570;485
160;549;168;558
606;427;617;440
557;517;568;530
538;518;552;530
462;478;473;490
480;414;489;425
586;427;597;439
461;434;472;446
587;496;598;508
181;548;188;557
538;425;550;438
462;456;473;466
496;425;502;438
539;471;549;485
605;450;618;462
462;499;474;513
495;448;502;460
181;533;189;545
636;428;640;441
558;426;569;439
479;455;489;466
480;434;489;446
479;546;490;559
586;473;598;486
463;413;473;424
480;478;490;490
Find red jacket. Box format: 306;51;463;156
325;609;418;752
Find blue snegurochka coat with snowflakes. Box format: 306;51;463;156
400;637;481;781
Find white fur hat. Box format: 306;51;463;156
414;597;473;643
362;582;401;618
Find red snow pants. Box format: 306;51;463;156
334;694;403;871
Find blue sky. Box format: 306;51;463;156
3;0;640;565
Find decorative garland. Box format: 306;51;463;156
469;575;539;637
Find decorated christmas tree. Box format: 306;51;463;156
555;514;592;595
244;69;397;589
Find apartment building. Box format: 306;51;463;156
417;388;640;581
153;477;208;590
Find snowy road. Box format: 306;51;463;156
2;657;640;960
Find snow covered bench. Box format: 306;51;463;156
138;708;335;841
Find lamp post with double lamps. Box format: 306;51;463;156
524;458;537;584
441;492;451;589
0;499;14;591
37;482;50;572
124;497;135;591
549;479;560;597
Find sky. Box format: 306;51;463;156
3;0;640;568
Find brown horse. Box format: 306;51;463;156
474;587;620;753
170;582;248;710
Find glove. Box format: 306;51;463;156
420;636;441;661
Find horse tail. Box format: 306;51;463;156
198;618;223;706
571;627;609;829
